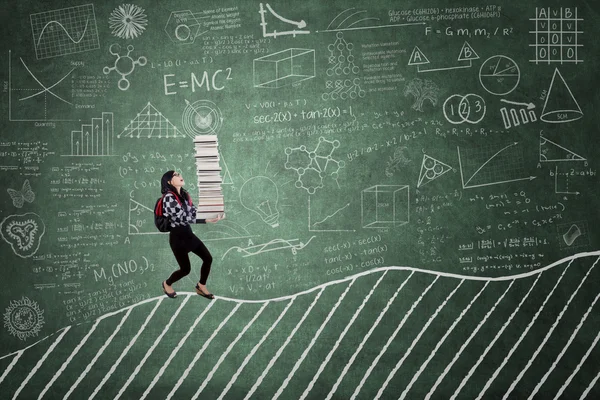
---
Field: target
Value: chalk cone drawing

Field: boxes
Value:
[540,68,583,123]
[1,252,599,399]
[539,134,586,162]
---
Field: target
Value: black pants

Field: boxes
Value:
[166,225,213,286]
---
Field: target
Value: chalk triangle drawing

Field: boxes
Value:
[540,68,583,123]
[220,153,233,185]
[417,154,453,187]
[119,102,185,138]
[457,41,479,61]
[408,46,430,65]
[539,135,586,162]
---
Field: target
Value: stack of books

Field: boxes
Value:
[194,135,224,220]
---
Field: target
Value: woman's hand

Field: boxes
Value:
[206,213,225,223]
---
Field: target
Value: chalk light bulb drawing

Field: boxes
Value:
[239,176,280,228]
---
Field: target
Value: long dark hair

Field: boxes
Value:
[160,170,191,205]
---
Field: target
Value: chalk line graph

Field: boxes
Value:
[30,4,100,59]
[1,251,599,399]
[319,7,424,32]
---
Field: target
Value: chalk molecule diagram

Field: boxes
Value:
[284,137,345,194]
[103,43,147,91]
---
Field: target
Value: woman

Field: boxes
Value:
[160,170,224,299]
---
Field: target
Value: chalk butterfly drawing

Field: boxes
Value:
[7,180,35,208]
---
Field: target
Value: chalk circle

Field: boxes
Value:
[479,55,520,96]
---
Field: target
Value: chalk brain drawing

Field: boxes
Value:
[3,296,45,341]
[0,213,45,258]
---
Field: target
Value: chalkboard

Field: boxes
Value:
[1,0,599,398]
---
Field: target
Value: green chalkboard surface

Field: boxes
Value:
[1,0,599,398]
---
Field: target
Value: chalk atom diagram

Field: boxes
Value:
[30,4,100,60]
[103,43,147,91]
[284,137,345,194]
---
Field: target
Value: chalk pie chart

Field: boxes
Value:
[479,55,520,96]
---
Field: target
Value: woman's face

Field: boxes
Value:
[169,171,184,188]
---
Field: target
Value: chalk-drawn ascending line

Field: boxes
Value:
[38,318,103,399]
[504,258,598,399]
[476,259,574,400]
[427,280,515,399]
[530,268,600,399]
[350,275,440,400]
[35,17,90,48]
[312,202,350,227]
[300,271,388,400]
[192,302,269,399]
[218,299,295,400]
[450,273,543,400]
[64,308,133,399]
[375,279,464,400]
[400,281,489,400]
[326,271,413,400]
[457,144,536,189]
[115,296,191,400]
[272,279,356,400]
[463,142,517,186]
[244,287,325,400]
[166,302,241,400]
[140,301,215,400]
[18,58,73,105]
[581,364,600,399]
[556,327,600,399]
[12,326,71,400]
[89,299,163,400]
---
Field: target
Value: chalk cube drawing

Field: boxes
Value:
[361,185,409,229]
[253,48,315,88]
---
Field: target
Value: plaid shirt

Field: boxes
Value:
[162,192,197,228]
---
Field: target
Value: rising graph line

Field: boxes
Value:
[463,142,518,186]
[35,17,90,48]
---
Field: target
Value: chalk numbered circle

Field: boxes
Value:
[443,94,486,125]
[479,55,520,96]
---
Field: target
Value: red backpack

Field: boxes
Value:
[154,191,191,232]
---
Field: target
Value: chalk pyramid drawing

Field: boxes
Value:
[417,155,453,188]
[539,134,586,162]
[118,102,186,138]
[540,68,583,123]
